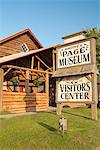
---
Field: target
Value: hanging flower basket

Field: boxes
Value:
[33,79,42,87]
[11,78,19,86]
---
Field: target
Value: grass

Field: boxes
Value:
[0,111,13,115]
[0,108,100,150]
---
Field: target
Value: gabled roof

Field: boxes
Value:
[0,28,44,48]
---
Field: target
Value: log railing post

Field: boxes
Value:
[0,69,4,111]
[38,60,40,70]
[45,73,49,109]
[25,70,30,93]
[31,56,34,69]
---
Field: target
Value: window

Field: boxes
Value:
[20,43,29,52]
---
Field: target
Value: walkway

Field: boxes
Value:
[0,112,36,119]
[0,107,57,119]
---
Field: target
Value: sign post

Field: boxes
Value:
[91,72,98,120]
[53,37,98,120]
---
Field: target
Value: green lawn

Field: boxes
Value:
[0,108,100,150]
[0,111,13,115]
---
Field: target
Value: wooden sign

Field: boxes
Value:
[56,39,96,69]
[55,37,97,120]
[57,76,92,102]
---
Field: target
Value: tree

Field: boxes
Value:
[84,27,100,74]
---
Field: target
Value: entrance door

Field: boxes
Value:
[49,77,56,106]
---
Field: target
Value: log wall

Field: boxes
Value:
[3,92,48,113]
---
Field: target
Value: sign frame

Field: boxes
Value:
[55,37,98,120]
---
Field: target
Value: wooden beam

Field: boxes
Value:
[35,55,52,71]
[31,56,34,69]
[4,68,12,76]
[2,65,53,75]
[0,69,4,110]
[2,65,29,71]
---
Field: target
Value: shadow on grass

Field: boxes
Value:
[38,122,57,132]
[63,111,92,120]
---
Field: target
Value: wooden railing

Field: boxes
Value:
[3,92,48,113]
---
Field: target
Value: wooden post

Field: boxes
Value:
[31,56,34,69]
[45,73,49,109]
[25,70,30,93]
[56,79,62,115]
[91,38,97,120]
[91,72,98,120]
[38,60,40,70]
[0,69,4,111]
[52,49,56,73]
[57,103,62,115]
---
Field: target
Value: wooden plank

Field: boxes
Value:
[0,69,4,110]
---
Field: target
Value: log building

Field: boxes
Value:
[0,29,56,113]
[0,29,99,113]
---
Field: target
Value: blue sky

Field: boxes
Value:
[0,0,100,47]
